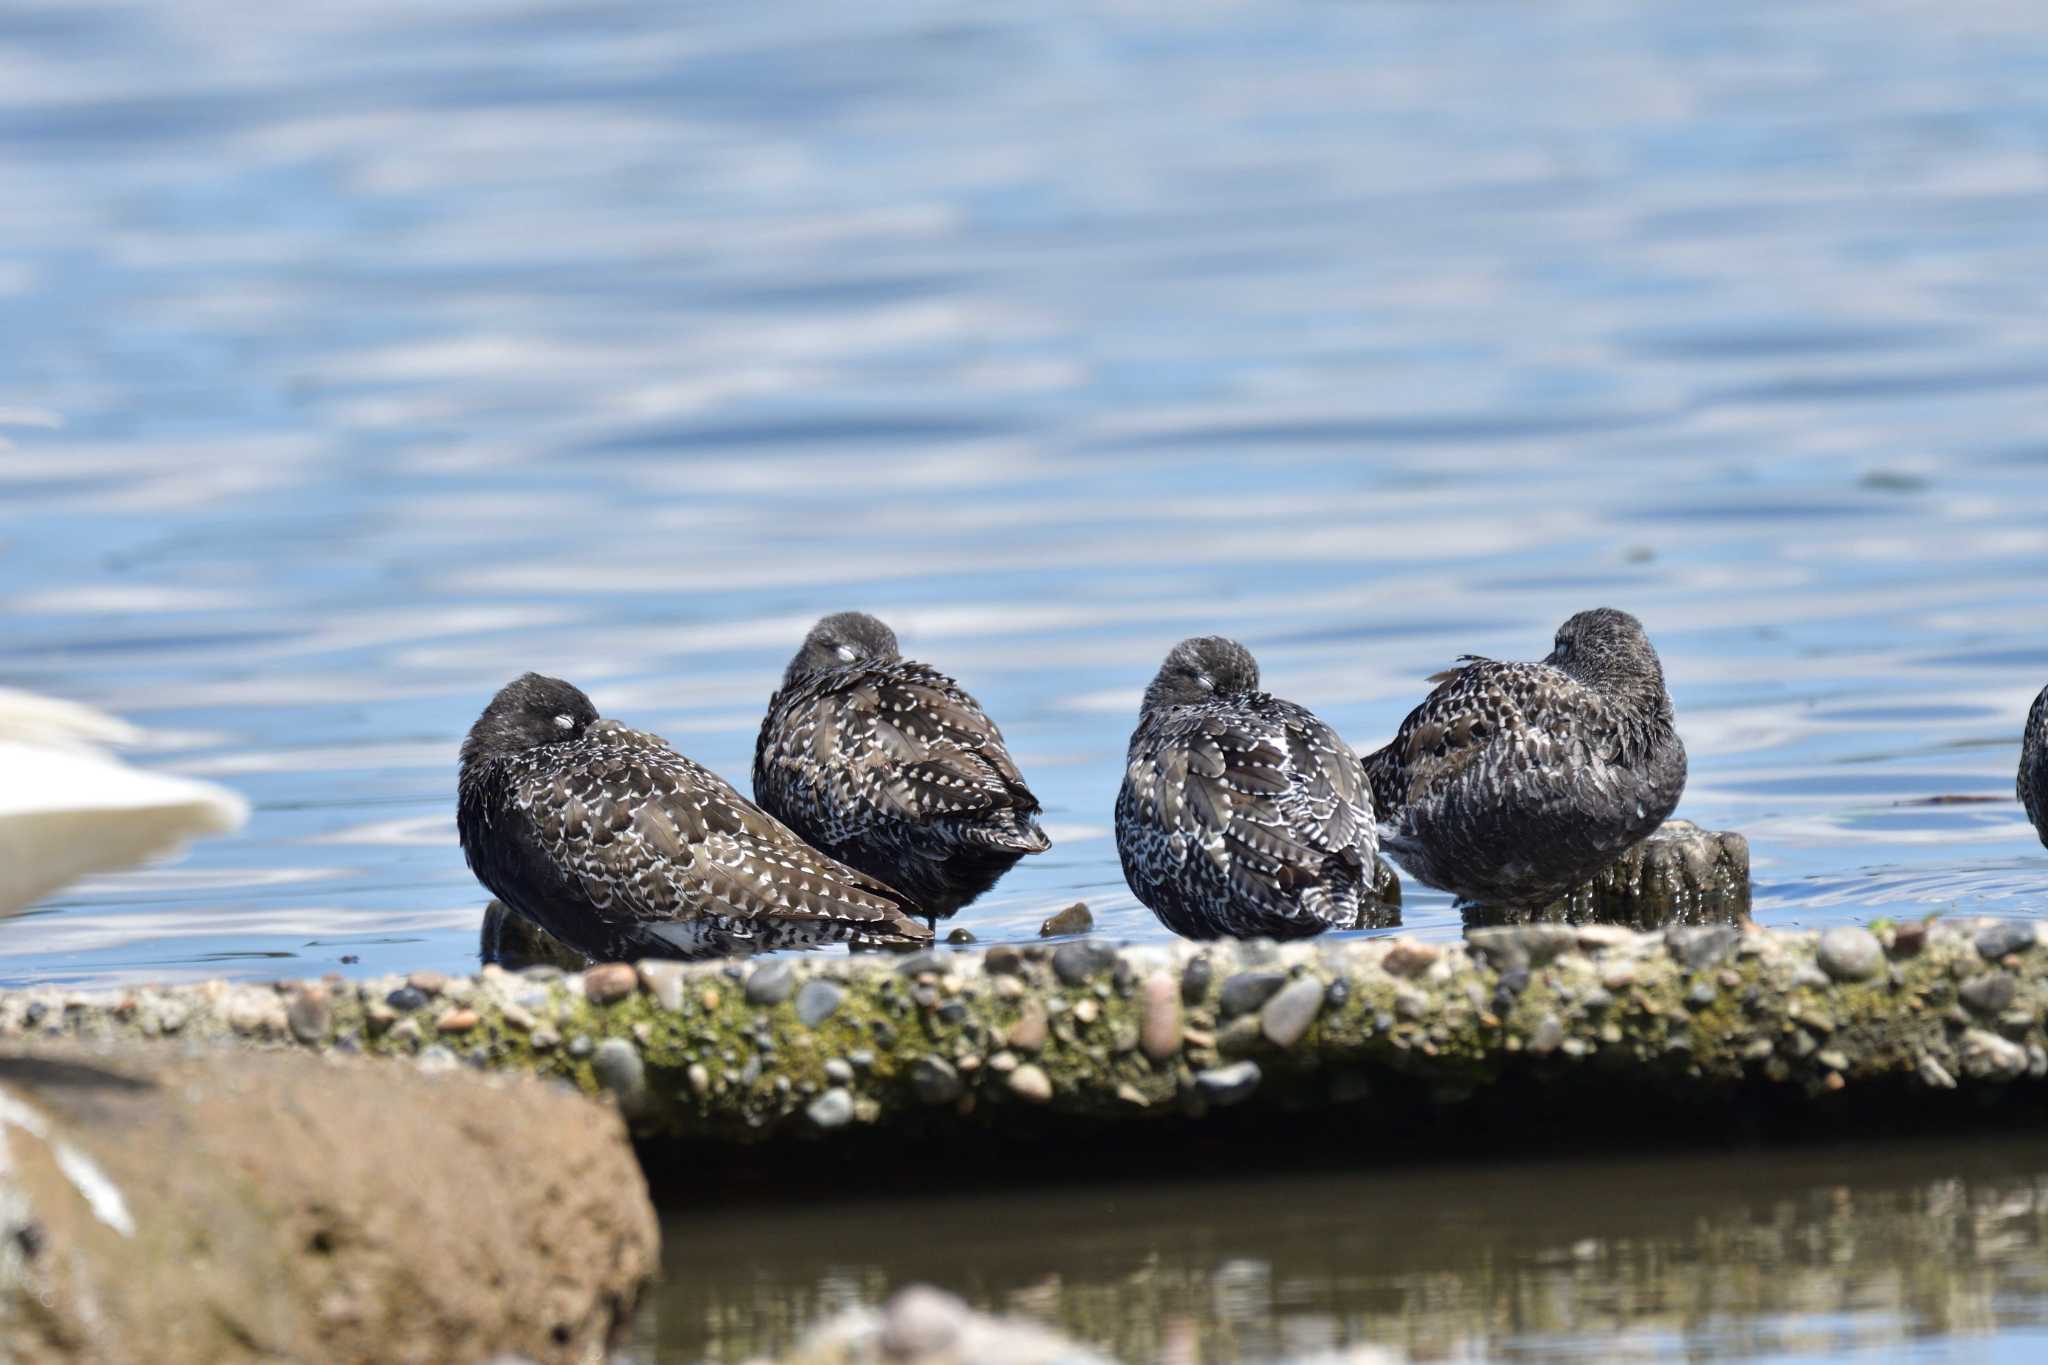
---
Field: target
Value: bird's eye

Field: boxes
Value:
[553,713,575,730]
[835,644,857,662]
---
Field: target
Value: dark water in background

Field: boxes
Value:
[5,3,2048,1357]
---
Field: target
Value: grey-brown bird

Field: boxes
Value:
[2020,683,2048,848]
[1365,608,1687,906]
[458,672,931,961]
[754,612,1049,926]
[1115,636,1381,940]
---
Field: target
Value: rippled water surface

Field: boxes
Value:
[642,1136,2048,1363]
[2,2,2048,995]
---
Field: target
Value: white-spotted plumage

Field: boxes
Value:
[2020,683,2048,849]
[1364,607,1686,906]
[754,613,1048,924]
[458,673,930,961]
[1115,637,1382,940]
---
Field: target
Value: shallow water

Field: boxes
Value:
[640,1134,2048,1363]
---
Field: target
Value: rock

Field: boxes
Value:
[1976,921,2036,962]
[1051,941,1114,986]
[776,1284,1114,1365]
[983,946,1024,976]
[406,970,448,997]
[1219,970,1287,1017]
[1006,1001,1049,1053]
[591,1038,646,1113]
[285,986,331,1045]
[479,901,592,974]
[1007,1065,1053,1104]
[1138,974,1181,1063]
[1817,927,1885,983]
[806,1088,854,1129]
[1195,1060,1262,1106]
[824,1058,854,1086]
[794,979,845,1028]
[908,1056,963,1106]
[746,961,797,1006]
[1260,977,1324,1048]
[1962,1028,2030,1081]
[1039,902,1093,937]
[0,1043,654,1363]
[1465,821,1751,930]
[385,985,428,1013]
[637,961,686,1012]
[1465,926,1575,973]
[945,928,976,945]
[1666,925,1739,971]
[1528,1014,1565,1055]
[435,1007,479,1035]
[1380,941,1440,977]
[1181,954,1213,1004]
[583,963,638,1005]
[1960,974,2017,1015]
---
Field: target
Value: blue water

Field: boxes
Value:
[7,5,2048,1357]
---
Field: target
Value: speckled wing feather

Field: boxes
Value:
[1121,698,1376,935]
[506,721,923,944]
[758,661,1039,835]
[2020,684,2048,849]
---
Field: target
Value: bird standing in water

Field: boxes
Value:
[755,612,1049,928]
[459,672,930,961]
[2019,683,2048,848]
[1365,608,1686,906]
[1116,636,1381,940]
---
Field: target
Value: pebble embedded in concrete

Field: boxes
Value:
[1817,927,1884,982]
[745,961,796,1006]
[1259,977,1323,1048]
[795,979,845,1027]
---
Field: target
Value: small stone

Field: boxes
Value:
[1467,926,1574,972]
[1574,925,1635,952]
[1600,962,1636,991]
[1528,1015,1565,1055]
[1961,1028,2029,1081]
[824,1058,854,1085]
[993,976,1025,1001]
[1686,980,1717,1009]
[501,1003,535,1032]
[1181,954,1213,1004]
[946,928,977,944]
[698,986,723,1012]
[880,1286,970,1358]
[1667,925,1739,971]
[1139,973,1182,1063]
[436,1008,479,1034]
[529,1027,560,1050]
[567,1034,594,1059]
[806,1088,854,1129]
[745,961,796,1006]
[909,1056,963,1105]
[1052,940,1114,986]
[385,985,429,1013]
[984,945,1024,976]
[1259,977,1324,1048]
[416,1044,457,1073]
[1817,927,1884,982]
[1195,1060,1262,1106]
[1007,1001,1049,1052]
[1219,970,1287,1017]
[1071,999,1100,1026]
[1040,902,1094,937]
[406,970,448,997]
[1976,921,2035,963]
[1959,973,2016,1015]
[1917,1055,1956,1089]
[1007,1064,1053,1103]
[286,986,331,1044]
[592,1038,646,1112]
[1216,1016,1264,1056]
[1380,941,1440,977]
[1891,921,1928,957]
[794,979,845,1027]
[988,1051,1018,1073]
[1816,1049,1850,1072]
[584,963,638,1005]
[637,961,686,1012]
[687,1062,711,1096]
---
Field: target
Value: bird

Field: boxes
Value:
[1115,636,1381,940]
[0,686,248,917]
[2020,683,2048,848]
[1364,607,1687,907]
[457,672,932,962]
[754,613,1050,927]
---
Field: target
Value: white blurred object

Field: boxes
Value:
[0,687,249,916]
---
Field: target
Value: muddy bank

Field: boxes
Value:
[2,913,2042,1151]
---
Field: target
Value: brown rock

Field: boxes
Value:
[405,970,449,998]
[0,1043,657,1364]
[583,963,638,1005]
[1038,902,1094,937]
[1381,941,1440,978]
[1006,1001,1049,1053]
[436,1008,480,1035]
[1138,973,1182,1063]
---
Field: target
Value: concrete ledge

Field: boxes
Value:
[3,914,2044,1145]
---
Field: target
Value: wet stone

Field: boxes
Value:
[584,963,638,1005]
[1260,977,1324,1048]
[286,987,331,1045]
[1007,1001,1049,1052]
[1007,1065,1053,1104]
[1195,1060,1262,1106]
[592,1038,646,1113]
[983,945,1024,976]
[1052,940,1115,986]
[794,979,845,1028]
[436,1008,479,1035]
[1960,973,2017,1015]
[1219,970,1287,1017]
[1817,927,1885,982]
[1040,902,1094,937]
[1181,954,1213,1004]
[1380,941,1440,978]
[910,1056,963,1105]
[806,1088,854,1129]
[946,928,976,945]
[824,1058,855,1086]
[1667,925,1739,971]
[385,985,429,1013]
[567,1035,594,1060]
[1976,921,2036,963]
[637,962,686,1012]
[745,961,796,1006]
